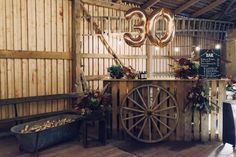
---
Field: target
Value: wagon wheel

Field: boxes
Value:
[120,84,179,143]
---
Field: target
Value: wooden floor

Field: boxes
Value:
[0,136,236,157]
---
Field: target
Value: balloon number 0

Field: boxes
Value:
[123,8,175,48]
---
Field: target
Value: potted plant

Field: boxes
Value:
[107,65,124,79]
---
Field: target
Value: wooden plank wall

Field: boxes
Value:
[0,0,72,119]
[81,1,226,87]
[104,79,227,142]
[226,29,236,77]
[81,2,146,90]
[151,35,223,78]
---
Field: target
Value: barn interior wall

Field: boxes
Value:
[0,0,72,119]
[0,0,229,120]
[226,29,236,78]
[81,2,226,89]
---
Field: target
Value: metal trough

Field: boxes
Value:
[11,114,82,153]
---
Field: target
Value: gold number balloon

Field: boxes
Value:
[147,8,175,48]
[123,8,147,47]
[124,8,175,48]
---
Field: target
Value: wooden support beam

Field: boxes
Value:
[146,39,151,78]
[230,14,236,21]
[141,0,161,9]
[72,0,82,92]
[175,0,200,14]
[191,0,225,18]
[82,0,132,11]
[0,93,78,106]
[0,50,71,59]
[81,53,146,59]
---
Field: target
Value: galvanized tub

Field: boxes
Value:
[11,114,82,153]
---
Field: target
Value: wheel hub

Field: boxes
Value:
[146,109,153,117]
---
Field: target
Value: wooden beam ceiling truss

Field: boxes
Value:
[191,0,225,18]
[141,0,161,9]
[175,0,201,14]
[81,0,233,41]
[213,0,236,20]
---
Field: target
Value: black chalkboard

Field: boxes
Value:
[199,49,221,79]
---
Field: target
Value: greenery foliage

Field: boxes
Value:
[186,81,215,113]
[169,58,199,79]
[74,89,111,116]
[107,65,124,79]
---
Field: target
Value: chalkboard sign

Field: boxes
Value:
[199,49,221,79]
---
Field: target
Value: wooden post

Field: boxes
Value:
[72,0,82,93]
[146,39,151,78]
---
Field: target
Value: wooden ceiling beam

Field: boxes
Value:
[141,0,161,9]
[230,14,236,21]
[191,0,225,18]
[213,0,236,19]
[175,0,200,14]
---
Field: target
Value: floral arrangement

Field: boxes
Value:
[186,82,215,113]
[226,78,236,100]
[107,65,124,79]
[169,58,199,79]
[226,78,236,92]
[73,86,111,116]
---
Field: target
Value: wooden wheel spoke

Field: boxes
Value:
[154,106,176,113]
[128,96,146,110]
[123,107,144,113]
[123,114,145,121]
[128,116,146,131]
[148,118,152,141]
[152,88,160,108]
[153,115,172,130]
[138,118,147,138]
[136,89,148,109]
[147,86,150,108]
[153,113,177,120]
[120,85,179,143]
[153,96,170,111]
[151,117,163,138]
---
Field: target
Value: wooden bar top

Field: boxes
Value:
[103,78,229,82]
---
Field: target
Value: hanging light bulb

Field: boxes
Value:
[155,47,160,52]
[174,47,180,52]
[215,44,221,49]
[195,46,200,51]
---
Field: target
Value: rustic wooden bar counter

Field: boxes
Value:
[103,79,228,143]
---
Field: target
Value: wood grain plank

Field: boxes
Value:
[14,59,23,116]
[211,81,217,141]
[0,0,6,49]
[7,59,15,118]
[201,112,209,142]
[28,59,37,115]
[111,81,118,138]
[119,81,127,139]
[51,0,58,112]
[6,0,13,50]
[0,59,8,119]
[22,59,29,116]
[193,111,200,141]
[217,80,227,141]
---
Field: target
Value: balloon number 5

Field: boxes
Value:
[123,8,175,48]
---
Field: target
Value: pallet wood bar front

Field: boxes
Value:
[104,79,227,142]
